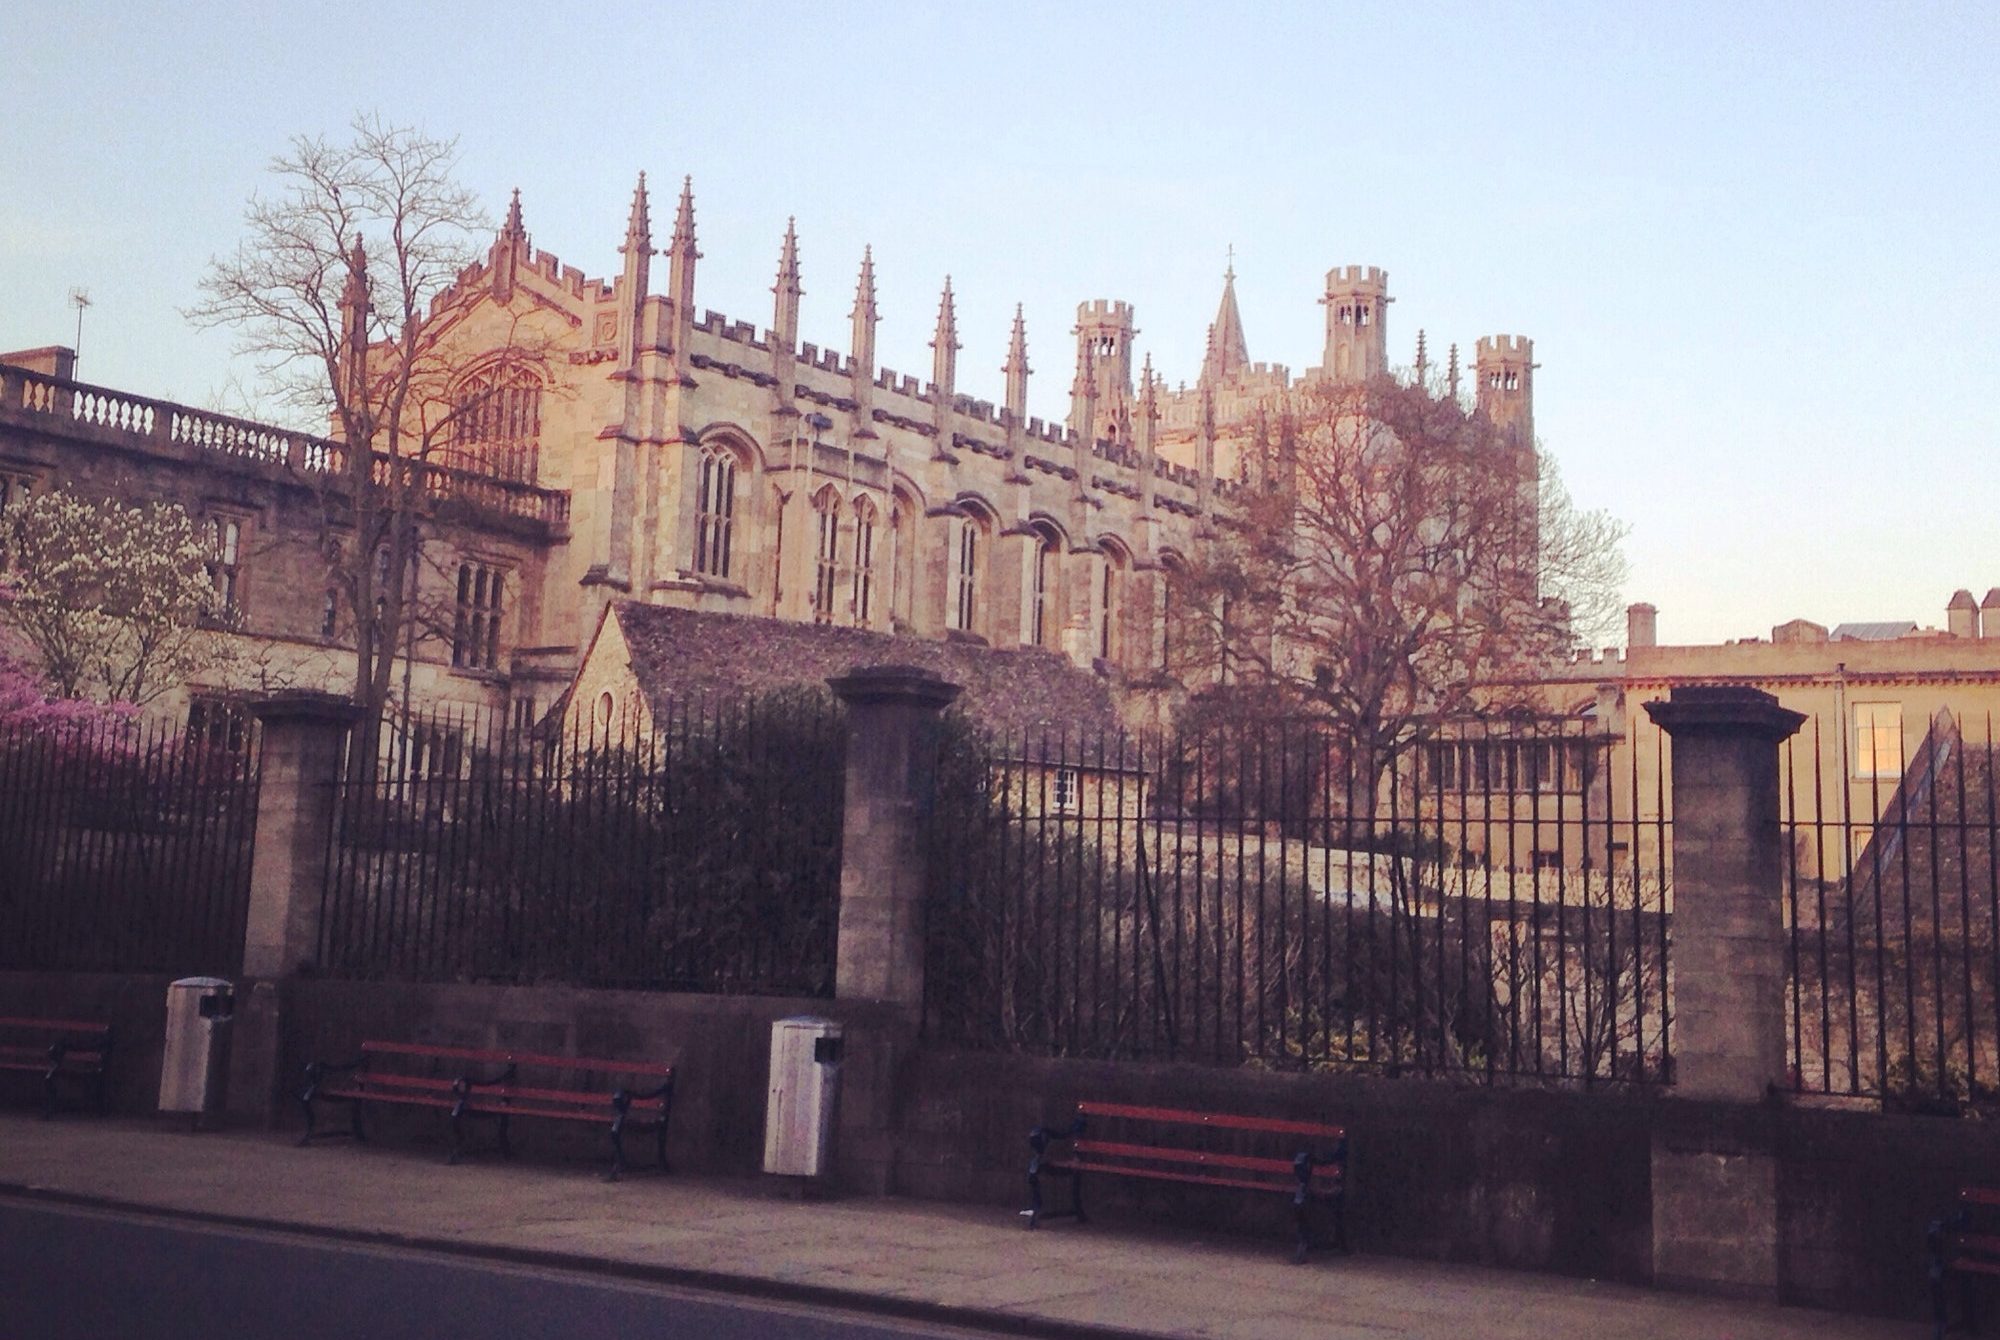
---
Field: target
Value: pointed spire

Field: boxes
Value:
[1202,251,1249,385]
[1003,303,1030,422]
[930,276,959,398]
[1414,329,1429,389]
[1446,342,1461,400]
[621,172,652,255]
[849,245,878,378]
[500,188,527,246]
[771,217,802,351]
[670,176,698,256]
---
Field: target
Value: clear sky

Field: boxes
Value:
[3,2,1994,646]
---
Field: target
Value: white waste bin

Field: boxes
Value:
[762,1016,843,1177]
[159,976,234,1121]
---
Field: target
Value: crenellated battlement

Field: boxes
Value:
[1476,334,1534,360]
[1075,299,1135,326]
[1325,265,1388,292]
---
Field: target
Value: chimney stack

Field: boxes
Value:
[1949,589,1980,639]
[1626,602,1658,650]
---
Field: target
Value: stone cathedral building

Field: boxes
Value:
[0,173,1538,739]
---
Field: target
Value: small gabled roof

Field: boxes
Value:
[1831,621,1919,642]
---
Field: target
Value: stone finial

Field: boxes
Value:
[670,176,699,258]
[930,276,959,396]
[621,172,652,256]
[772,217,803,350]
[1414,328,1429,386]
[499,188,527,246]
[849,245,878,376]
[1446,342,1461,399]
[1003,303,1030,421]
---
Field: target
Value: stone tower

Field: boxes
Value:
[1475,334,1535,450]
[1320,265,1389,383]
[1070,300,1136,447]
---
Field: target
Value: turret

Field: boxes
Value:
[338,237,371,411]
[1627,602,1659,650]
[1003,304,1030,424]
[1320,265,1389,383]
[1949,590,1980,639]
[930,277,959,448]
[1069,299,1135,446]
[1475,334,1536,450]
[771,217,802,354]
[616,173,652,370]
[666,177,699,364]
[848,247,877,437]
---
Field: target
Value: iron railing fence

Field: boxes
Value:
[317,692,845,994]
[924,713,1673,1085]
[1784,710,2000,1106]
[0,717,261,976]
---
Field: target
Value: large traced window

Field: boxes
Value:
[450,366,541,483]
[811,486,841,625]
[1852,702,1904,780]
[694,446,737,579]
[452,562,505,671]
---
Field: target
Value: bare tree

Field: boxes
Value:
[1170,376,1627,775]
[189,114,545,771]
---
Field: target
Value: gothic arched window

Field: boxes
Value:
[951,505,991,636]
[1030,525,1061,649]
[450,366,542,484]
[811,485,841,625]
[1098,542,1128,664]
[694,445,738,578]
[852,496,878,626]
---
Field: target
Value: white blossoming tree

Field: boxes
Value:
[0,488,218,708]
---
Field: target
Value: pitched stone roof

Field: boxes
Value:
[1201,266,1250,384]
[609,603,1125,738]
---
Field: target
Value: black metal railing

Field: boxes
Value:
[1783,710,2000,1106]
[0,718,261,976]
[923,713,1672,1084]
[316,693,844,994]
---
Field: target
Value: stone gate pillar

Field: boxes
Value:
[241,693,358,978]
[827,665,961,1008]
[1643,684,1805,1299]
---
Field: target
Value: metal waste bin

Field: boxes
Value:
[159,976,234,1120]
[762,1016,843,1177]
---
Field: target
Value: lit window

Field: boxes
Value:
[452,563,505,671]
[694,446,737,578]
[207,517,243,617]
[1853,703,1904,779]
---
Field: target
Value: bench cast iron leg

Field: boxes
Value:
[607,1114,627,1184]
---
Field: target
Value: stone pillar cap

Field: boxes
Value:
[248,692,363,725]
[1643,685,1804,742]
[826,664,962,709]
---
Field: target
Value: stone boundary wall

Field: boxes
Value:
[5,967,1992,1319]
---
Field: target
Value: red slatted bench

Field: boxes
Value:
[1024,1101,1347,1263]
[299,1040,674,1181]
[1931,1186,2000,1338]
[0,1017,111,1117]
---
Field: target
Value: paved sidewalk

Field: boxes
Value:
[0,1113,1916,1340]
